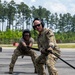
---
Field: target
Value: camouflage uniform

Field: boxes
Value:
[35,28,60,75]
[9,37,37,73]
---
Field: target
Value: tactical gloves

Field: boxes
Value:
[43,47,53,54]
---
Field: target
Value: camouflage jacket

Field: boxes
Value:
[37,28,60,56]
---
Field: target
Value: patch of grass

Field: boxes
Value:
[33,43,75,48]
[0,43,75,48]
[33,44,38,48]
[58,43,75,48]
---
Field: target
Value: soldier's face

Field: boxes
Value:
[33,20,43,32]
[24,33,30,40]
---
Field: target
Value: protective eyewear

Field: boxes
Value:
[33,24,41,28]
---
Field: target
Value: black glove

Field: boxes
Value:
[41,49,46,54]
[26,46,31,50]
[47,50,53,54]
[45,47,53,54]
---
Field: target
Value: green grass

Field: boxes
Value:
[58,43,75,48]
[0,43,75,48]
[33,43,75,48]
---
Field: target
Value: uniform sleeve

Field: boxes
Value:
[46,29,56,47]
[30,38,34,44]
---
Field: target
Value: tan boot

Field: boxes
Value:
[9,68,13,74]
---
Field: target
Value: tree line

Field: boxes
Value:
[0,0,75,44]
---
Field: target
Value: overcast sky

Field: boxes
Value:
[2,0,75,16]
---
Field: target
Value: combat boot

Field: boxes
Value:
[9,68,13,74]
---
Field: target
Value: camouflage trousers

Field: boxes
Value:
[35,53,58,75]
[9,49,37,72]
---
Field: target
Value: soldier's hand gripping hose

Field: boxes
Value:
[27,46,75,70]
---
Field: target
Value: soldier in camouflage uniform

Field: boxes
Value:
[9,29,37,74]
[33,18,61,75]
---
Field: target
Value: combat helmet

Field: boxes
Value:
[22,29,31,39]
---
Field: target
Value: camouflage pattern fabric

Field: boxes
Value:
[35,28,60,75]
[9,37,37,73]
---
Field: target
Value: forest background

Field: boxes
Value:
[0,0,75,44]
